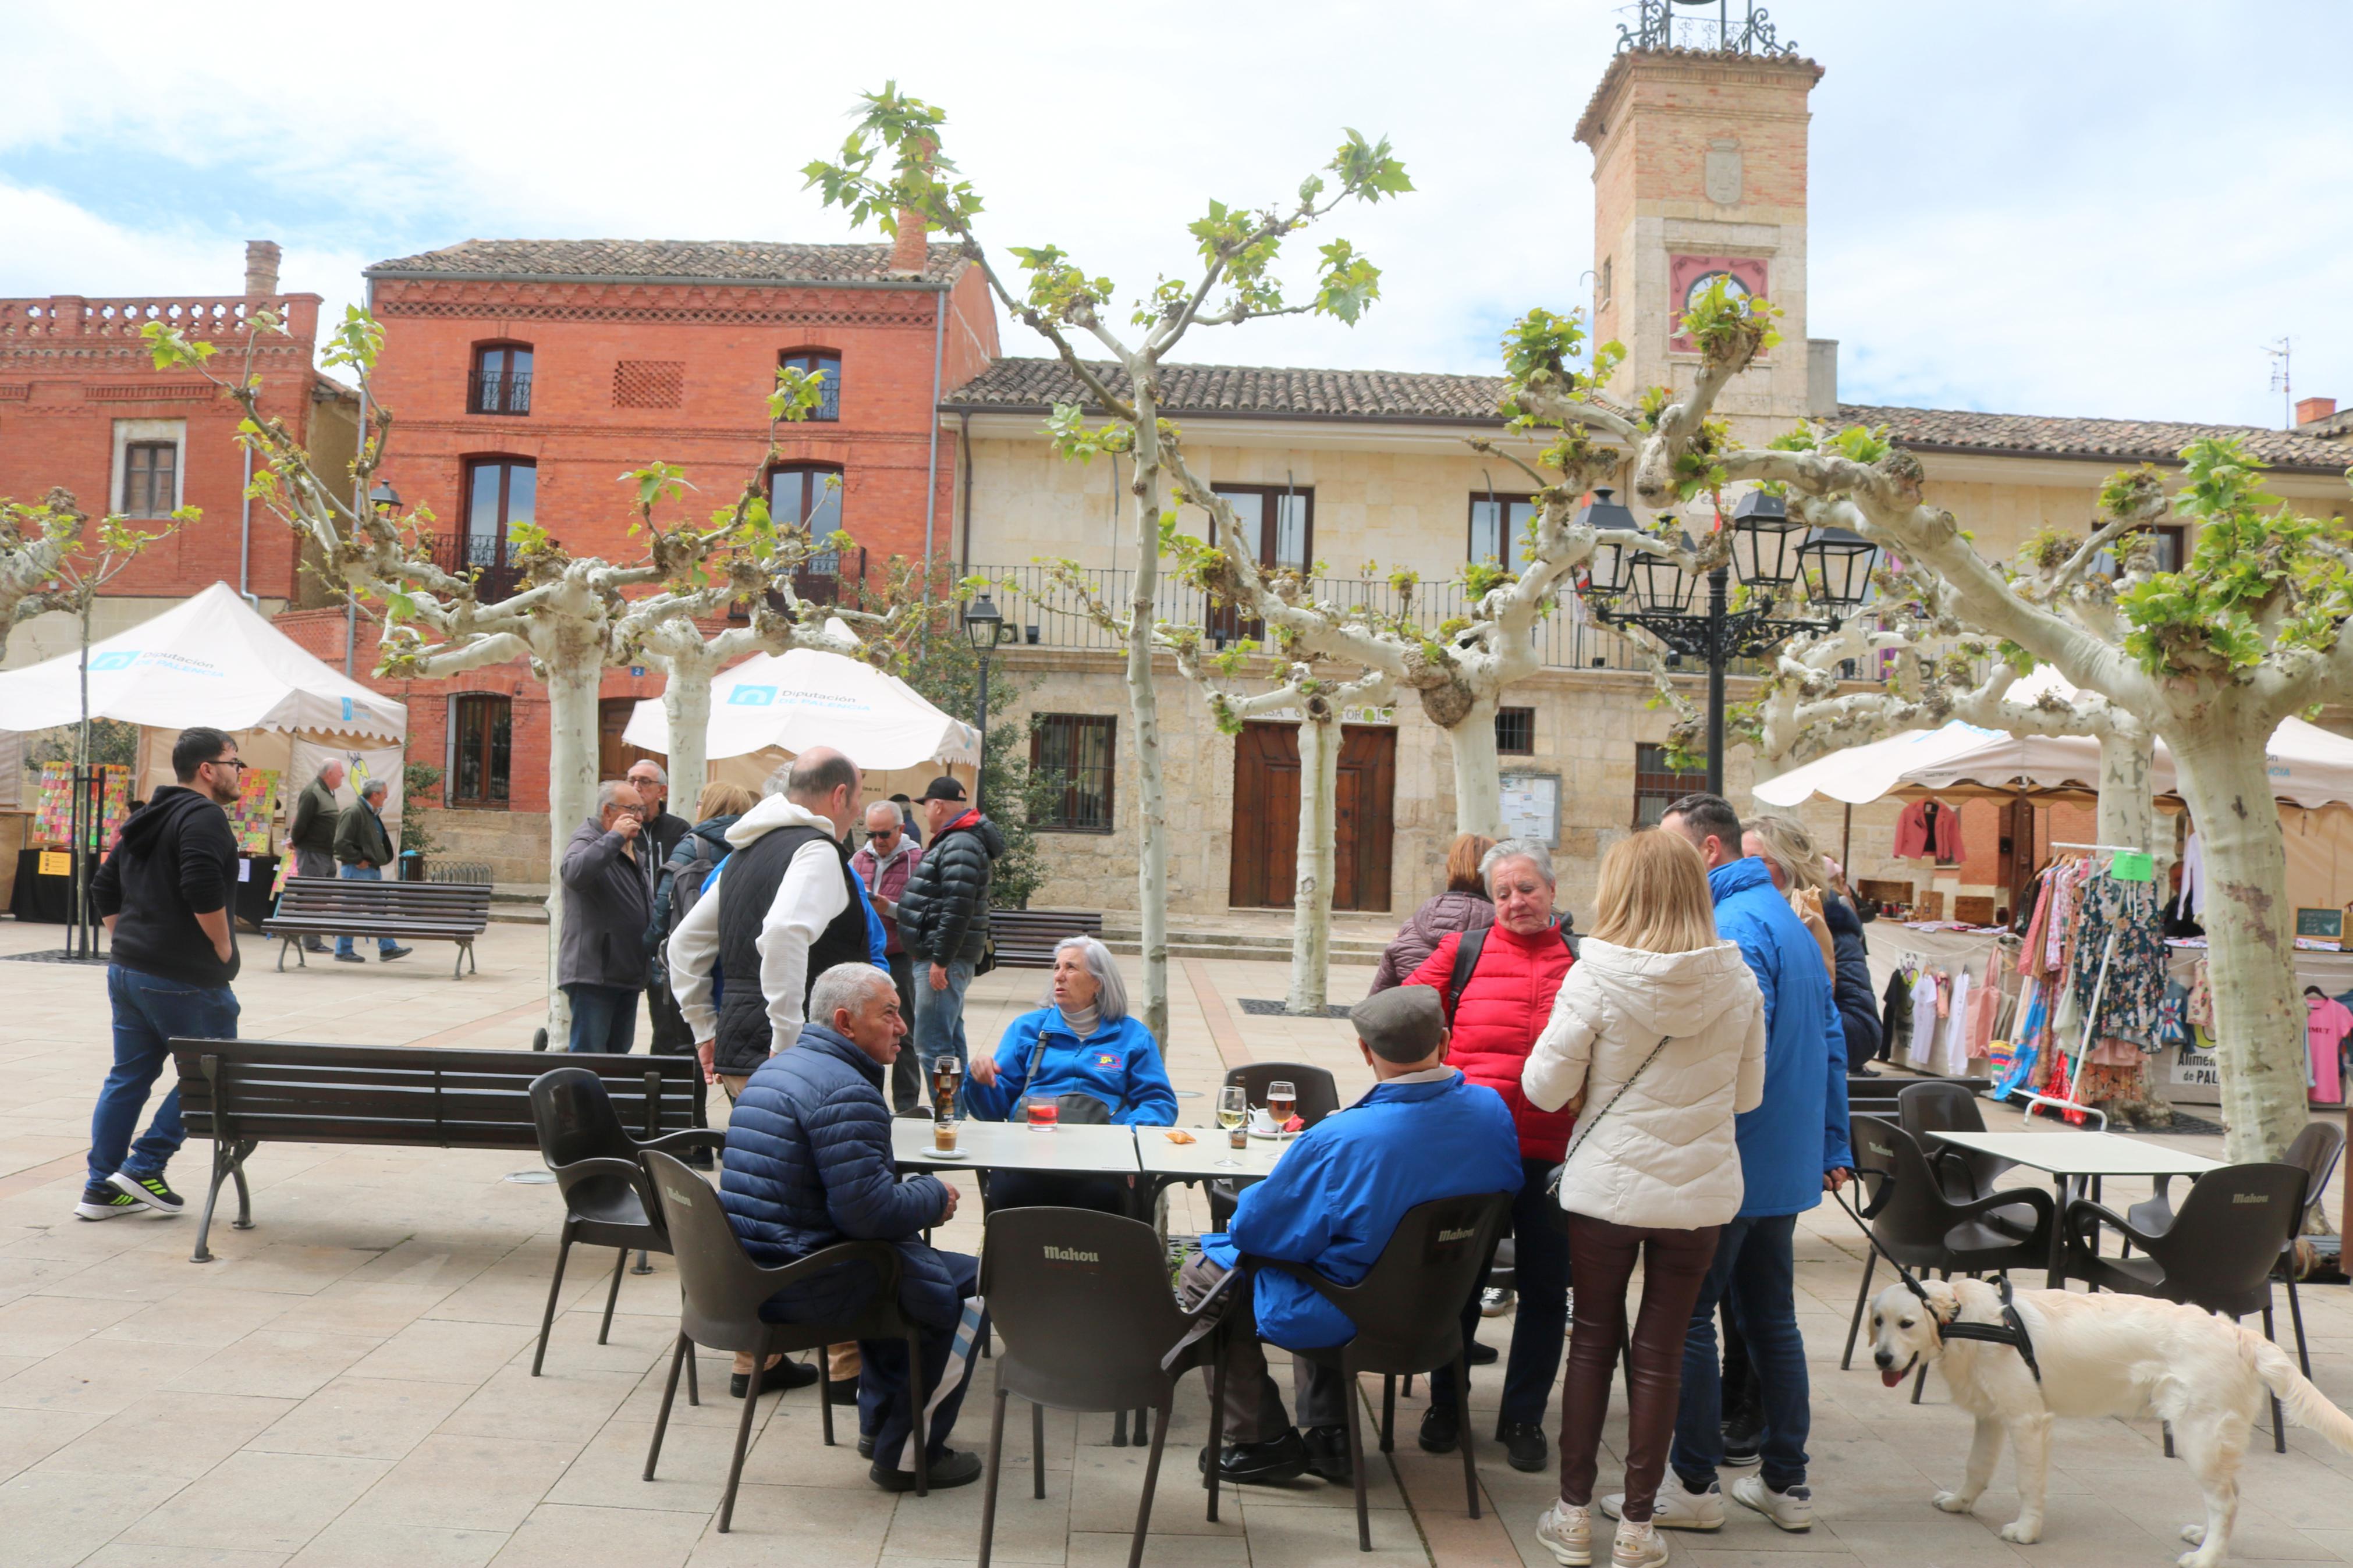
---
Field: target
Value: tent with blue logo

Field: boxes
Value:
[620,645,978,771]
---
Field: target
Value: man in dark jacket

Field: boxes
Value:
[285,758,343,953]
[851,799,924,1111]
[719,961,983,1490]
[624,758,690,866]
[559,780,652,1053]
[895,775,1003,1073]
[79,727,246,1221]
[332,778,412,963]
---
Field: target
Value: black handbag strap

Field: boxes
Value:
[1443,925,1579,1023]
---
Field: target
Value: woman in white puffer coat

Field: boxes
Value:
[1521,829,1765,1568]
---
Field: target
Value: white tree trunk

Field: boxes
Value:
[543,653,604,1035]
[1127,408,1171,1046]
[2170,730,2306,1161]
[1448,693,1504,837]
[1287,712,1339,1015]
[657,645,718,805]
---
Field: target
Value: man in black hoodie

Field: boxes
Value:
[79,727,246,1221]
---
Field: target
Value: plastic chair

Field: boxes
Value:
[639,1150,933,1527]
[1242,1190,1511,1552]
[527,1067,724,1380]
[2068,1161,2311,1453]
[1898,1080,2020,1208]
[975,1208,1233,1568]
[1841,1118,2053,1400]
[1206,1063,1341,1231]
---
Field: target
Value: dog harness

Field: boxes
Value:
[1929,1275,2043,1384]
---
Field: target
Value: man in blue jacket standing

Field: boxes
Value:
[718,962,984,1491]
[1619,793,1851,1536]
[1183,986,1522,1487]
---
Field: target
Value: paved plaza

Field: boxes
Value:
[0,918,2347,1568]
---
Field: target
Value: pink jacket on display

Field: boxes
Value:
[1894,799,1963,863]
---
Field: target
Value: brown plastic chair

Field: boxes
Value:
[1242,1190,1511,1552]
[640,1150,933,1527]
[975,1207,1233,1568]
[526,1066,723,1380]
[1898,1080,2021,1207]
[1207,1063,1341,1231]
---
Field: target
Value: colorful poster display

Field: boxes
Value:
[32,762,131,851]
[226,768,280,855]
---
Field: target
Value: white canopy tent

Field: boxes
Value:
[622,646,979,773]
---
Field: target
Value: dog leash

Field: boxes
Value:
[1827,1185,2042,1382]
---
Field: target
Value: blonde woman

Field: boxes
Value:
[1521,830,1766,1568]
[1744,813,1882,1069]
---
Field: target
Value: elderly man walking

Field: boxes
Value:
[332,778,412,964]
[559,780,652,1053]
[850,798,924,1111]
[285,758,343,954]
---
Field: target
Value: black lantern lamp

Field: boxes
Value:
[1727,488,1807,592]
[1629,531,1699,616]
[368,479,401,513]
[963,593,1006,651]
[1574,487,1639,598]
[1797,527,1879,618]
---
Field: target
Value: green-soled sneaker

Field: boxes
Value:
[107,1171,186,1215]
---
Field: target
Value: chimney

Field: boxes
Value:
[889,211,929,277]
[244,240,282,298]
[2297,395,2337,429]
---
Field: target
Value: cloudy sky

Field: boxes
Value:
[4,0,2347,431]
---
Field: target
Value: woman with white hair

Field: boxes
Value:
[963,936,1176,1211]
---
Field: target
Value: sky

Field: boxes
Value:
[3,0,2348,432]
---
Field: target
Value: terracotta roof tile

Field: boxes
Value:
[942,356,1507,423]
[365,239,966,286]
[1843,402,2352,475]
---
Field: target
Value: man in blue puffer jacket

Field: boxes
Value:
[718,961,984,1491]
[1637,794,1852,1537]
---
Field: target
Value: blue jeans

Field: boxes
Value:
[910,957,973,1072]
[91,965,238,1187]
[857,1251,984,1470]
[1671,1213,1810,1495]
[335,863,400,957]
[565,983,638,1054]
[1428,1155,1573,1427]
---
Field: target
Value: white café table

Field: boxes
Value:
[1130,1126,1292,1186]
[889,1117,1140,1175]
[1926,1127,2222,1287]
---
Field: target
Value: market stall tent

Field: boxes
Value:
[622,646,978,773]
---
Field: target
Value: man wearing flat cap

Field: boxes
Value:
[1180,986,1524,1489]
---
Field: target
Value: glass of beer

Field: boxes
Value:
[931,1055,961,1120]
[1024,1096,1059,1132]
[1215,1084,1248,1167]
[1266,1080,1297,1132]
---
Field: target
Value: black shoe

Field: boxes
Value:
[857,1432,874,1459]
[74,1182,141,1221]
[871,1447,983,1491]
[1418,1403,1459,1454]
[302,940,331,954]
[825,1375,860,1405]
[1720,1409,1763,1467]
[1301,1424,1352,1485]
[730,1358,820,1398]
[107,1171,184,1214]
[381,945,414,961]
[1497,1420,1547,1473]
[1196,1430,1308,1485]
[1467,1338,1499,1366]
[332,951,364,963]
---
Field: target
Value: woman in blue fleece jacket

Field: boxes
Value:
[963,936,1175,1209]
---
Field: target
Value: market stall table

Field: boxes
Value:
[889,1118,1140,1176]
[1926,1126,2221,1288]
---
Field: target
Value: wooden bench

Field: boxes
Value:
[262,879,493,978]
[169,1037,702,1263]
[988,909,1105,969]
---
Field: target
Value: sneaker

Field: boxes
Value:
[1480,1286,1516,1318]
[1467,1338,1499,1365]
[1418,1402,1460,1454]
[1536,1501,1593,1567]
[871,1447,982,1491]
[730,1357,820,1398]
[1600,1479,1724,1531]
[1613,1519,1670,1568]
[1497,1420,1548,1473]
[107,1171,184,1214]
[1301,1424,1352,1484]
[1196,1430,1308,1485]
[1720,1407,1762,1467]
[1730,1475,1812,1532]
[74,1182,141,1221]
[381,945,414,961]
[301,940,332,954]
[857,1432,875,1460]
[1565,1288,1576,1330]
[333,951,365,963]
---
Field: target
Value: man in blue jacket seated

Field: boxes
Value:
[718,961,985,1491]
[964,936,1176,1212]
[1181,985,1522,1487]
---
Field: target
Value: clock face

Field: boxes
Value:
[1685,271,1751,312]
[1667,255,1770,356]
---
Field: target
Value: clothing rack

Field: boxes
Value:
[2013,841,2143,1131]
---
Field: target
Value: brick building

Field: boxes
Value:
[289,234,998,876]
[0,242,360,667]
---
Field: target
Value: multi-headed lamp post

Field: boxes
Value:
[1578,488,1879,795]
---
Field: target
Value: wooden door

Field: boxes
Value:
[598,698,659,781]
[1228,722,1395,912]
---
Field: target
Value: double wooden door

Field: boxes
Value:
[1229,721,1395,912]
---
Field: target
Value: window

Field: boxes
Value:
[122,441,178,518]
[448,695,513,806]
[1210,483,1312,573]
[459,458,535,600]
[779,349,842,421]
[1469,493,1536,566]
[1031,714,1117,832]
[2146,524,2186,573]
[1632,742,1710,829]
[469,343,533,415]
[1599,256,1613,308]
[771,463,844,536]
[1496,706,1535,756]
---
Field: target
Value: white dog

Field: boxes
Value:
[1869,1277,2353,1567]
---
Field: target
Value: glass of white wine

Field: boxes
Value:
[1214,1084,1248,1168]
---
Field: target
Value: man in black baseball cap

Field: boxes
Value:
[893,774,1001,1074]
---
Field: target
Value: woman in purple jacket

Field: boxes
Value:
[1370,834,1496,991]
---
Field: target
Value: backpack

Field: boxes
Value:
[645,833,727,970]
[1440,923,1580,1023]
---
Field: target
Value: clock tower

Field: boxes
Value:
[1575,17,1832,436]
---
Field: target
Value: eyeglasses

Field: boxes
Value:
[207,757,249,773]
[864,829,896,840]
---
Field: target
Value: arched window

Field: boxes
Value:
[778,349,841,421]
[470,342,533,415]
[769,462,843,535]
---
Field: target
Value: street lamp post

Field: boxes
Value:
[963,593,1009,811]
[1577,488,1879,796]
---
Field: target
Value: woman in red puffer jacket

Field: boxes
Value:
[1404,838,1577,1475]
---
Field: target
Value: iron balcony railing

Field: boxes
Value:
[725,546,868,617]
[425,534,526,603]
[467,370,532,415]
